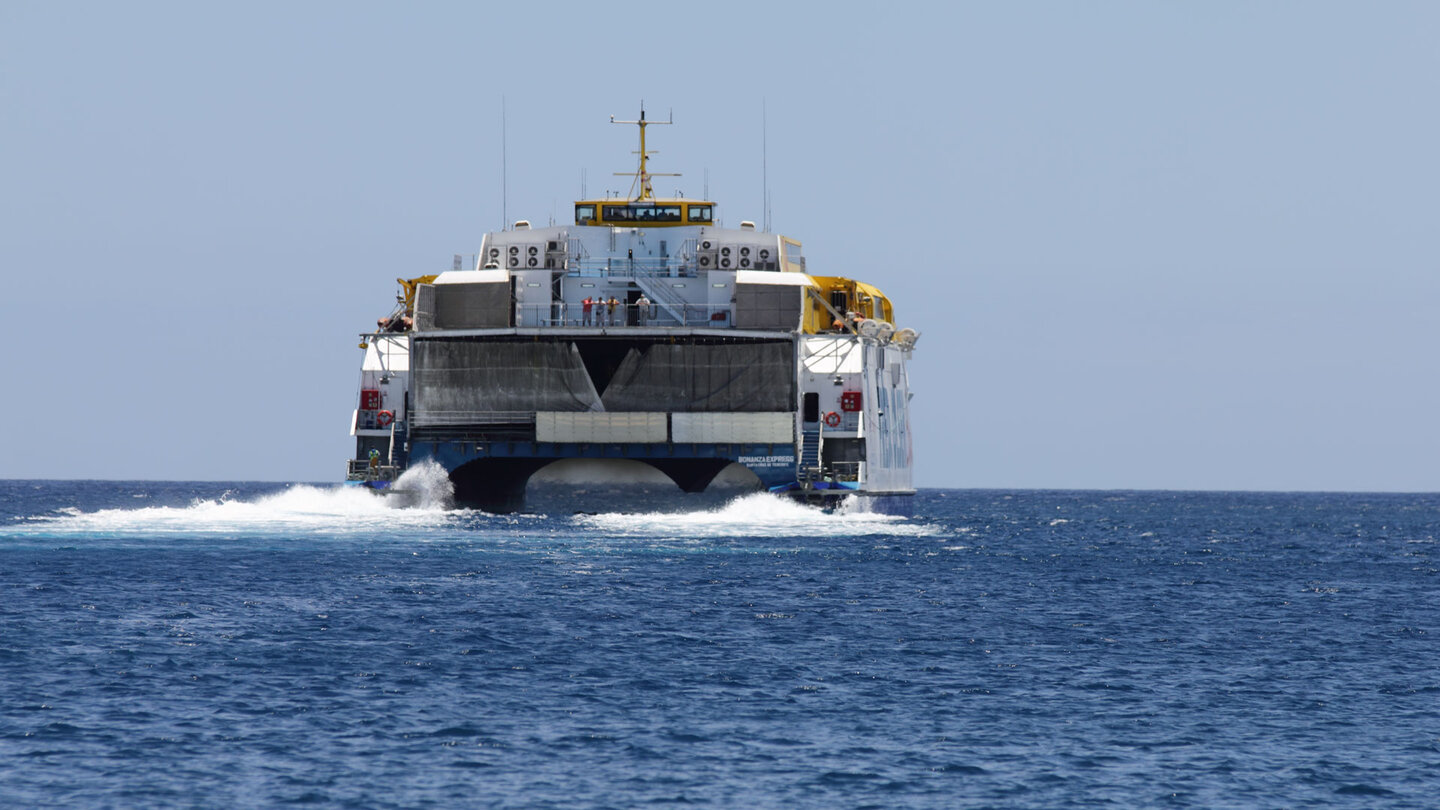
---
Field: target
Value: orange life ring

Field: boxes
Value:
[376,410,394,427]
[823,411,841,427]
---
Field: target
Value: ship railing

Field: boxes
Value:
[565,257,696,279]
[409,410,536,429]
[516,302,734,328]
[355,411,406,431]
[346,459,402,482]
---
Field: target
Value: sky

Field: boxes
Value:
[2,2,1437,491]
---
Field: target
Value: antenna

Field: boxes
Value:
[762,98,768,232]
[611,102,678,201]
[704,168,709,200]
[580,168,587,199]
[501,97,508,230]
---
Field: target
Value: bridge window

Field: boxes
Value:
[575,204,596,223]
[688,205,712,223]
[600,204,683,222]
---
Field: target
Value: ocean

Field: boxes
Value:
[1,479,1435,808]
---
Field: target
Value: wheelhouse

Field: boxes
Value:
[574,200,715,227]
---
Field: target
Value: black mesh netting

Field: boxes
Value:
[412,340,601,424]
[599,342,793,412]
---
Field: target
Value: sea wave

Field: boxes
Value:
[10,483,453,538]
[575,492,941,539]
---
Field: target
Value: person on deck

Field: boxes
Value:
[582,296,593,326]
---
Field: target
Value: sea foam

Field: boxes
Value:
[14,482,453,538]
[575,491,939,539]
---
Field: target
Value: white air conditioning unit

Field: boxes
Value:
[545,240,566,270]
[696,238,717,270]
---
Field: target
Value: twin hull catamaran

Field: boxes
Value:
[347,111,919,511]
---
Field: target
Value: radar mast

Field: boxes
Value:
[611,104,678,201]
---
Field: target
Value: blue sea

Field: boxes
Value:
[1,479,1436,808]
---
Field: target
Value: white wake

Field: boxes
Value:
[16,482,454,537]
[574,492,938,539]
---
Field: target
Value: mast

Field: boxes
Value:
[611,104,676,201]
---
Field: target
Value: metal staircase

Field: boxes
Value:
[798,425,823,481]
[633,276,689,325]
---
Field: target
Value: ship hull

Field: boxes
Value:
[411,438,798,513]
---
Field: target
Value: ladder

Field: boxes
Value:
[633,276,689,325]
[798,425,823,481]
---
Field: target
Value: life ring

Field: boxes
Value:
[823,411,841,427]
[376,410,394,427]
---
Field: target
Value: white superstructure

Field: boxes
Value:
[346,110,919,511]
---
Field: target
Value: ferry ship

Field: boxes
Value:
[346,110,918,512]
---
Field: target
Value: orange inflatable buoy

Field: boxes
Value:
[823,411,841,427]
[376,410,394,427]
